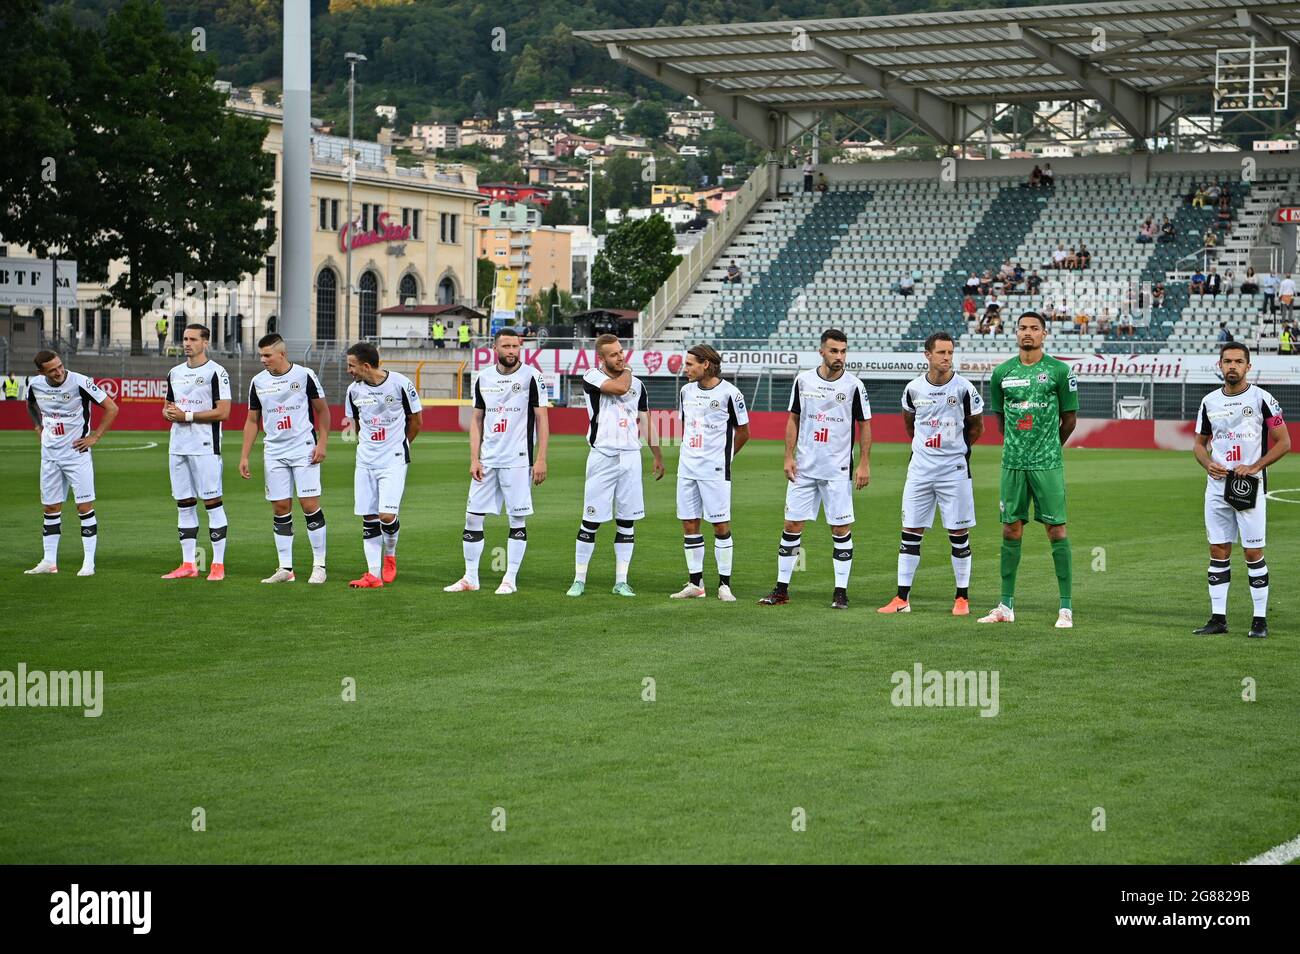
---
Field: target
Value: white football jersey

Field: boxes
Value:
[788,368,870,480]
[1197,384,1285,491]
[582,367,648,454]
[248,363,325,459]
[166,359,232,456]
[346,370,422,468]
[902,372,983,482]
[26,371,109,463]
[474,363,543,469]
[678,379,749,481]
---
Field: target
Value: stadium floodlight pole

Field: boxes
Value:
[344,51,367,346]
[586,157,594,310]
[280,0,312,353]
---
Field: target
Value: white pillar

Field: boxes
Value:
[280,0,311,352]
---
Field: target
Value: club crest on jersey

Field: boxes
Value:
[946,395,958,406]
[585,505,596,516]
[1242,406,1254,417]
[384,395,395,404]
[290,381,301,390]
[512,382,522,393]
[835,392,847,403]
[709,400,721,410]
[1036,372,1049,384]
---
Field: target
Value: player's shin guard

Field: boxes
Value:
[379,517,398,557]
[1247,558,1268,618]
[999,537,1021,609]
[777,532,801,587]
[505,518,526,585]
[304,508,326,564]
[897,531,922,600]
[683,534,705,586]
[207,502,228,564]
[832,531,853,589]
[1208,558,1231,615]
[1050,537,1072,610]
[272,513,294,570]
[42,512,61,564]
[462,513,485,584]
[178,504,199,564]
[714,531,734,586]
[362,519,382,576]
[949,531,971,598]
[614,521,635,585]
[78,510,97,564]
[574,520,599,582]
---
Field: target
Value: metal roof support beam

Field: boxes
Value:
[806,37,960,144]
[1006,23,1158,141]
[606,43,780,149]
[1235,8,1300,77]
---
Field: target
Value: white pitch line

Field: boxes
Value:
[1238,832,1300,865]
[1264,487,1300,504]
[0,441,159,452]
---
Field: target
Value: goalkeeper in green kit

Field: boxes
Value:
[978,311,1078,629]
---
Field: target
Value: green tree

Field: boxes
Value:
[591,215,681,311]
[624,101,669,139]
[476,257,496,308]
[541,192,571,226]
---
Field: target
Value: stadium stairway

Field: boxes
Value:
[712,188,873,343]
[907,182,1048,348]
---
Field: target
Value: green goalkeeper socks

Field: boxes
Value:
[1000,537,1022,608]
[1051,537,1072,610]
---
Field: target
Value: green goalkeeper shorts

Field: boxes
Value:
[999,467,1068,526]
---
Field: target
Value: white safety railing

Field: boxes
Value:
[636,162,772,347]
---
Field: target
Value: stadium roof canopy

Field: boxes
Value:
[575,0,1300,147]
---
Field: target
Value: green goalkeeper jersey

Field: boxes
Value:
[988,353,1079,469]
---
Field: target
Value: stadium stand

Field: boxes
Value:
[666,168,1298,357]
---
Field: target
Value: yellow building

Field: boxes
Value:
[5,86,485,350]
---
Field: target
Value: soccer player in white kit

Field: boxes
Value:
[444,328,550,595]
[239,333,331,584]
[878,332,984,616]
[566,333,665,597]
[670,344,749,601]
[1192,342,1290,638]
[24,350,119,576]
[344,342,422,589]
[758,329,871,610]
[161,324,232,580]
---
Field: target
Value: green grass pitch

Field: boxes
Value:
[1,429,1297,864]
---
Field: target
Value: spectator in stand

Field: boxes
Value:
[1064,246,1080,270]
[962,295,978,324]
[1052,244,1069,269]
[1029,165,1043,188]
[1137,217,1155,243]
[816,172,829,193]
[1223,269,1235,296]
[1191,183,1208,208]
[1026,269,1042,294]
[964,272,981,297]
[1260,271,1278,315]
[1202,228,1217,253]
[1041,163,1054,186]
[1217,322,1232,343]
[1281,273,1296,322]
[725,260,742,284]
[1205,267,1222,297]
[1159,216,1176,243]
[1184,183,1199,206]
[997,260,1016,293]
[1152,281,1166,309]
[1216,194,1231,226]
[1076,241,1091,269]
[1117,312,1135,339]
[1280,324,1294,356]
[979,269,994,295]
[803,156,814,193]
[984,292,1002,320]
[1074,309,1090,336]
[1097,309,1112,336]
[1241,267,1259,295]
[1013,262,1025,287]
[1206,181,1221,201]
[1191,267,1206,297]
[897,272,915,296]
